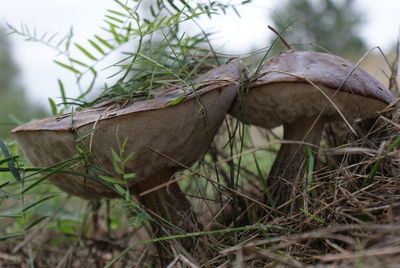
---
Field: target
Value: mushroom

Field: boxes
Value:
[11,60,246,249]
[230,51,394,210]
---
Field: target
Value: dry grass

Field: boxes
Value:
[2,103,399,268]
[1,49,399,267]
[216,119,400,267]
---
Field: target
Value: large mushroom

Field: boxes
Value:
[230,51,395,211]
[11,60,245,249]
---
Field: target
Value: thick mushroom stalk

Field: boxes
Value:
[133,168,201,247]
[11,60,246,256]
[229,51,395,213]
[267,116,325,210]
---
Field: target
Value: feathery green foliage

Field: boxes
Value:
[7,0,252,113]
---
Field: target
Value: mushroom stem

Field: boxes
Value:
[267,116,326,212]
[134,168,201,250]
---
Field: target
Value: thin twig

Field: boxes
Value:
[268,25,294,52]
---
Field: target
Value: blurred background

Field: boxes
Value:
[0,0,399,137]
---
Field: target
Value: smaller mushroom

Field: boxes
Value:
[230,51,395,211]
[12,60,246,251]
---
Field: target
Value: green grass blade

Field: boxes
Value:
[99,175,125,184]
[0,139,21,182]
[57,79,67,107]
[94,35,114,49]
[22,160,74,194]
[0,157,17,166]
[168,92,186,105]
[105,224,294,267]
[54,60,81,74]
[74,129,96,142]
[25,216,48,231]
[22,195,55,212]
[363,135,399,187]
[48,98,58,116]
[75,43,97,60]
[21,156,82,180]
[111,148,121,162]
[364,160,381,187]
[105,15,124,24]
[69,58,89,67]
[0,213,23,218]
[89,39,106,55]
[0,233,25,241]
[0,181,10,188]
[113,184,126,196]
[388,135,400,152]
[106,9,127,17]
[305,145,316,199]
[0,189,20,199]
[300,208,327,225]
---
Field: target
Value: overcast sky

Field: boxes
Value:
[1,0,400,109]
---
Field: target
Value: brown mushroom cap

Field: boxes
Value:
[12,60,246,199]
[230,51,395,128]
[229,51,396,211]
